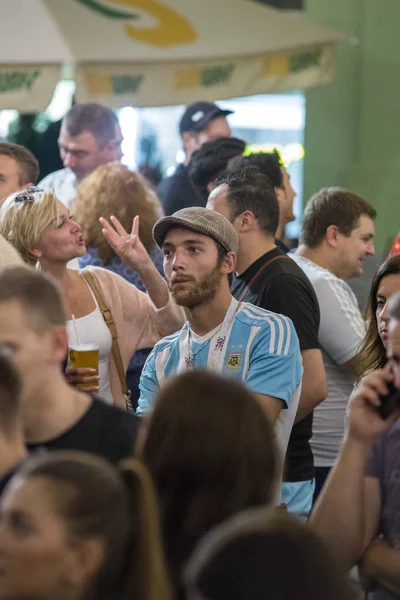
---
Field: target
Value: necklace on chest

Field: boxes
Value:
[184,298,240,371]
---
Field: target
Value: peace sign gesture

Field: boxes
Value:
[100,215,151,271]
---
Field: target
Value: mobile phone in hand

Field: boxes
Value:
[378,381,400,419]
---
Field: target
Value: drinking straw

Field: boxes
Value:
[71,314,81,345]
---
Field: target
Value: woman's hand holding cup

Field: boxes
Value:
[65,367,100,395]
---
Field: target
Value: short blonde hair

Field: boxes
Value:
[0,189,59,266]
[74,162,163,263]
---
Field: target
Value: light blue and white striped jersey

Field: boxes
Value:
[138,301,303,477]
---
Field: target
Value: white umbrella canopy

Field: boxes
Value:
[0,0,342,112]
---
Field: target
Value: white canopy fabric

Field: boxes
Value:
[0,0,342,112]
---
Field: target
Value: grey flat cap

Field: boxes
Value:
[152,207,239,254]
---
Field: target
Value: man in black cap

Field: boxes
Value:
[157,101,233,215]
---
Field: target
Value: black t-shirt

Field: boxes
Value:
[275,238,290,253]
[157,164,204,216]
[27,399,140,465]
[231,247,321,482]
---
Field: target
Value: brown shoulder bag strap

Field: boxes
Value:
[81,271,133,413]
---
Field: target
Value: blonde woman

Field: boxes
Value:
[0,186,183,408]
[74,163,164,406]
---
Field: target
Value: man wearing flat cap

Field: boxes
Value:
[157,101,233,216]
[137,207,303,501]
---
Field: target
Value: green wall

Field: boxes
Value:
[304,0,400,251]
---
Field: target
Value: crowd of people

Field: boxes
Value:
[0,99,398,600]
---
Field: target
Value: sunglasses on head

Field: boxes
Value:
[14,186,44,203]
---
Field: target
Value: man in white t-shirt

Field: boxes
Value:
[292,186,376,499]
[39,103,123,208]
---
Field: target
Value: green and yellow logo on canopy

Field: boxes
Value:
[75,0,197,46]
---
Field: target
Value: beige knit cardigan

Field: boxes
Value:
[0,234,24,266]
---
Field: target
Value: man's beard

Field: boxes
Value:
[168,264,222,308]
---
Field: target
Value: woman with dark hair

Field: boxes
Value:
[137,370,277,596]
[356,256,400,381]
[0,451,173,600]
[184,508,356,600]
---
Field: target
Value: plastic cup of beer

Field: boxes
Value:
[69,344,99,389]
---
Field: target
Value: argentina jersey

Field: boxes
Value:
[138,301,303,500]
[138,301,302,415]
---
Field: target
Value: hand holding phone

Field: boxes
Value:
[378,380,400,419]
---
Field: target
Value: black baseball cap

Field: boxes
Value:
[179,101,233,135]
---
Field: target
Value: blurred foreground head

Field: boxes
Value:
[138,370,277,591]
[185,507,357,600]
[0,451,172,600]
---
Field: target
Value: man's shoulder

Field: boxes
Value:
[313,270,357,307]
[291,256,352,295]
[237,302,293,328]
[39,168,77,207]
[75,398,140,434]
[236,303,297,354]
[259,256,316,291]
[150,328,185,354]
[291,255,333,282]
[39,168,73,186]
[157,166,200,214]
[27,399,140,464]
[157,166,188,193]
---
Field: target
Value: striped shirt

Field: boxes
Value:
[138,300,303,477]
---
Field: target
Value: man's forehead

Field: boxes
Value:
[351,215,375,235]
[58,128,98,150]
[0,300,25,330]
[0,154,18,172]
[204,115,229,133]
[163,227,211,245]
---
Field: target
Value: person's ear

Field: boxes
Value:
[30,248,42,258]
[103,139,117,155]
[274,186,285,205]
[325,224,340,248]
[182,132,199,157]
[222,251,236,274]
[64,538,104,589]
[236,210,256,233]
[50,326,69,366]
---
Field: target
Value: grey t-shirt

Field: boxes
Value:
[291,256,365,466]
[365,421,400,600]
